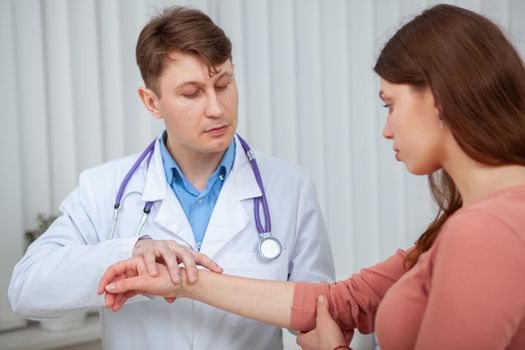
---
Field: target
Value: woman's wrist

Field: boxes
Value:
[178,267,199,298]
[163,266,190,299]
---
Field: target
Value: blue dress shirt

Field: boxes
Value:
[159,132,235,250]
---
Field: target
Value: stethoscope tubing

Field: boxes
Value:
[109,139,155,240]
[109,134,280,260]
[236,135,271,234]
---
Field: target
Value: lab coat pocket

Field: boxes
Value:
[220,250,289,327]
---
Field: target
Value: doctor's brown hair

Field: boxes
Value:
[374,4,525,267]
[136,6,232,96]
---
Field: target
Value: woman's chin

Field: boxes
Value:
[404,162,440,176]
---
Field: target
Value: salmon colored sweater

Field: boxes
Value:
[291,185,525,349]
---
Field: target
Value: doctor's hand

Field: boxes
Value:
[296,296,350,350]
[98,256,182,311]
[132,239,222,284]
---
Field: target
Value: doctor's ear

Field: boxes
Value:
[138,87,162,119]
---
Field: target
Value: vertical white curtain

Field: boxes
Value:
[1,0,524,347]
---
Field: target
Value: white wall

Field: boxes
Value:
[1,0,524,348]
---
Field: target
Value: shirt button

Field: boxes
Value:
[219,174,225,181]
[197,199,204,204]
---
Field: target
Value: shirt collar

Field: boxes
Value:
[159,130,236,186]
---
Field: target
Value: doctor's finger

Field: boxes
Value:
[143,252,159,276]
[158,246,182,284]
[193,252,223,274]
[136,257,149,277]
[169,244,198,283]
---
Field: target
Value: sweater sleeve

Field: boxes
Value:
[415,210,525,349]
[291,248,409,334]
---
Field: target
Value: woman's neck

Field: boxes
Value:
[443,152,525,207]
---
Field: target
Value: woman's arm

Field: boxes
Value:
[99,248,409,332]
[98,257,295,328]
[184,270,295,328]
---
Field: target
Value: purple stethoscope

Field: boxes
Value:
[108,135,282,261]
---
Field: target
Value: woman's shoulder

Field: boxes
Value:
[437,187,525,256]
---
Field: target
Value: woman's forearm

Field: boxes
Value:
[182,270,295,329]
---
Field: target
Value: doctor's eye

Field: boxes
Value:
[182,90,201,99]
[215,82,230,92]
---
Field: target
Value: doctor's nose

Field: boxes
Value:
[205,92,225,118]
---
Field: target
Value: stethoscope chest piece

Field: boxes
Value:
[258,234,282,261]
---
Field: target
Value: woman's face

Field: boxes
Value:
[379,79,445,175]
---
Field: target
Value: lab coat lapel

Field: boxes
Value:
[140,139,196,247]
[200,137,262,259]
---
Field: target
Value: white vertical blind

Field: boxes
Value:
[0,0,27,331]
[1,0,524,348]
[43,0,77,209]
[321,0,354,275]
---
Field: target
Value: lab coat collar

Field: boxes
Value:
[140,135,261,202]
[199,135,262,258]
[139,137,195,246]
[141,137,168,203]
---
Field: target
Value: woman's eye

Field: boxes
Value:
[382,103,393,112]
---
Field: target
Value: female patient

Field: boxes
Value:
[99,4,525,350]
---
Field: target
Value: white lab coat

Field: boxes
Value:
[9,135,335,350]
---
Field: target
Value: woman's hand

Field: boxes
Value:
[296,296,349,350]
[97,256,182,311]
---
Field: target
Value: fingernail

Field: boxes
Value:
[172,274,180,283]
[318,295,324,302]
[106,283,116,292]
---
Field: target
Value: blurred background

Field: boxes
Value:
[1,0,524,349]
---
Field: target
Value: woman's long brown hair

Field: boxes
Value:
[374,4,525,267]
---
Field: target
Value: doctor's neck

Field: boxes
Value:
[165,136,228,192]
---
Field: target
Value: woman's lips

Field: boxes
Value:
[394,148,400,161]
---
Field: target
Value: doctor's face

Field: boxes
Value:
[380,79,445,175]
[142,52,238,156]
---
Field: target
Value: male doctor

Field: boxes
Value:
[9,6,334,350]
